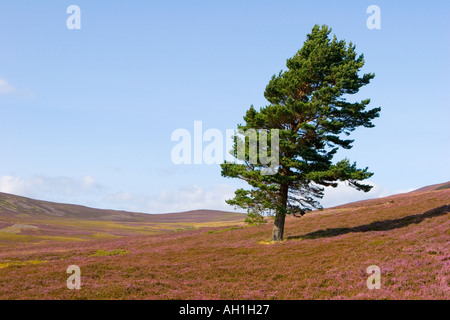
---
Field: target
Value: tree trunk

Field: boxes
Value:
[271,184,288,241]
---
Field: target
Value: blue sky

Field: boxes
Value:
[1,0,449,213]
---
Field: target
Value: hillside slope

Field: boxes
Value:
[0,192,244,246]
[410,181,450,193]
[0,186,448,299]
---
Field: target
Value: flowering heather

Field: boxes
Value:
[0,188,448,300]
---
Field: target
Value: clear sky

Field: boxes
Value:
[1,0,449,213]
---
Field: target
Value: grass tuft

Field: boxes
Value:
[90,249,130,257]
[0,260,47,269]
[206,226,244,234]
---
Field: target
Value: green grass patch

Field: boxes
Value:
[206,226,244,234]
[90,233,119,240]
[0,199,19,210]
[370,239,386,246]
[258,239,286,245]
[175,226,196,232]
[0,260,47,269]
[90,249,130,257]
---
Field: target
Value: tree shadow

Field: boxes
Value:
[287,204,450,241]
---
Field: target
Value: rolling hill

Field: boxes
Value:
[410,181,450,193]
[0,192,245,246]
[0,183,448,299]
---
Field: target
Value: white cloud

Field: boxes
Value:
[0,174,237,213]
[0,174,415,214]
[104,182,416,214]
[320,181,414,208]
[0,175,102,202]
[0,176,30,195]
[82,176,98,189]
[108,192,133,202]
[0,78,15,94]
[108,184,239,213]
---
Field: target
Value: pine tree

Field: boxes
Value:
[221,25,381,241]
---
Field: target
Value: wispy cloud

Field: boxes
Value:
[0,174,238,214]
[0,175,102,201]
[107,184,239,213]
[0,175,415,214]
[0,176,29,195]
[0,78,15,94]
[320,181,414,208]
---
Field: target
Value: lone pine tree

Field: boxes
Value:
[221,25,381,241]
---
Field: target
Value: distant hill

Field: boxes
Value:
[410,181,450,193]
[0,192,244,246]
[0,192,243,222]
[329,181,450,209]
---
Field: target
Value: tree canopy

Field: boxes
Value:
[221,25,381,241]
